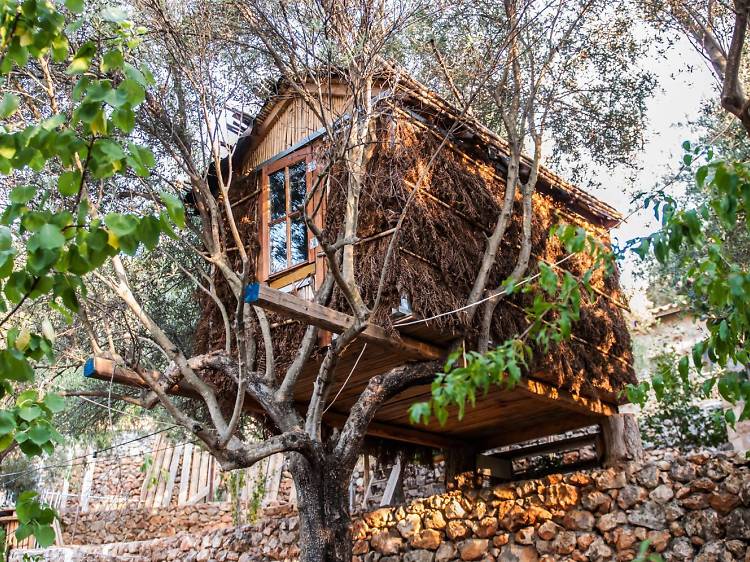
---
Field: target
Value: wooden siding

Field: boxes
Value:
[243,95,350,171]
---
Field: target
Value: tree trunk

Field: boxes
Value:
[290,453,353,562]
[600,413,644,468]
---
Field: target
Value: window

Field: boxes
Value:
[266,159,309,275]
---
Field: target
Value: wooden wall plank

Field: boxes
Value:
[178,443,193,506]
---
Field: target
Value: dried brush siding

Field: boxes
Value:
[194,110,634,405]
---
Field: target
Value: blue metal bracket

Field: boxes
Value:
[244,282,260,303]
[83,357,95,378]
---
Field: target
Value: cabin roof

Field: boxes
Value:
[235,67,623,229]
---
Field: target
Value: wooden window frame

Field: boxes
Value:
[258,147,319,283]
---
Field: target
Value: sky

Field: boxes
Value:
[581,35,717,307]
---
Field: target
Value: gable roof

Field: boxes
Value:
[233,68,623,229]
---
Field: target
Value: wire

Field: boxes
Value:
[73,395,175,428]
[394,253,577,327]
[323,343,368,414]
[0,426,181,481]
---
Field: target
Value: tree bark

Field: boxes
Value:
[600,413,644,468]
[290,453,354,562]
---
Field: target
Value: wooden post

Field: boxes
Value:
[600,413,643,467]
[162,444,182,508]
[445,445,477,489]
[178,443,193,506]
[380,453,405,507]
[79,451,96,513]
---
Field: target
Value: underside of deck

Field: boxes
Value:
[84,284,621,453]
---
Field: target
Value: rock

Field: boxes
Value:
[435,542,458,562]
[397,514,422,539]
[353,540,370,555]
[537,521,561,541]
[636,464,660,489]
[594,469,627,490]
[474,516,498,538]
[613,526,638,551]
[684,509,721,541]
[725,508,750,539]
[649,484,674,504]
[580,489,612,513]
[670,462,697,483]
[704,458,733,480]
[514,527,535,545]
[365,508,392,528]
[646,530,671,552]
[424,510,447,530]
[668,537,695,561]
[496,544,539,562]
[542,484,579,510]
[458,539,489,561]
[595,512,620,532]
[576,533,595,551]
[585,537,613,561]
[404,550,435,562]
[562,510,594,531]
[410,529,442,550]
[627,500,666,530]
[708,491,740,515]
[371,530,404,555]
[446,520,470,540]
[493,533,510,547]
[695,541,731,562]
[617,485,647,509]
[691,478,717,492]
[551,531,576,555]
[446,499,468,519]
[681,494,709,510]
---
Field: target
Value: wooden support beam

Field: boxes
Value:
[244,283,443,360]
[515,376,617,418]
[323,410,462,450]
[491,432,598,460]
[84,357,210,403]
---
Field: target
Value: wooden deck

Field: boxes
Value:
[85,284,619,453]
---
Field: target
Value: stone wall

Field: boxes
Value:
[16,448,750,562]
[61,502,236,545]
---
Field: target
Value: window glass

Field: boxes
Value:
[290,217,308,265]
[269,222,287,273]
[269,169,286,220]
[289,161,306,211]
[266,157,309,275]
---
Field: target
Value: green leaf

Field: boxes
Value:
[101,49,124,72]
[66,41,96,74]
[0,411,16,436]
[58,171,82,196]
[27,423,52,445]
[0,350,34,381]
[18,405,42,422]
[65,0,85,13]
[10,185,36,204]
[0,93,19,119]
[33,524,55,547]
[160,192,185,228]
[43,394,65,413]
[29,224,66,251]
[104,213,138,237]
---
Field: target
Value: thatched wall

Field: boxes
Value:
[194,108,634,404]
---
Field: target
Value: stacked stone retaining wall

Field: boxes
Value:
[14,448,750,562]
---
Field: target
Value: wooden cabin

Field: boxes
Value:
[89,71,638,473]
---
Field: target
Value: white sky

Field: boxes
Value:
[578,35,718,304]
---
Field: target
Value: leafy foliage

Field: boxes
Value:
[0,0,178,546]
[637,354,727,449]
[411,224,614,425]
[625,144,750,425]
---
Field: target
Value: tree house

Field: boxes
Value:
[86,71,639,470]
